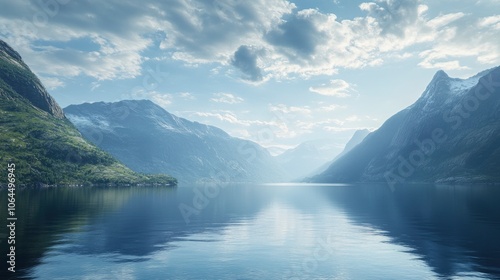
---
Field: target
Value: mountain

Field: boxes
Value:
[0,40,64,118]
[312,67,500,185]
[276,139,342,180]
[64,100,286,183]
[0,40,176,186]
[307,129,370,178]
[335,129,371,160]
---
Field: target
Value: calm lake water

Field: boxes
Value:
[1,183,500,279]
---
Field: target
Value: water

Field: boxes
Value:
[1,183,500,279]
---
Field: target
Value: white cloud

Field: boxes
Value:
[192,111,274,127]
[158,0,295,64]
[151,94,173,108]
[477,15,500,29]
[319,104,346,112]
[296,118,344,130]
[178,92,195,100]
[269,104,311,114]
[1,0,499,84]
[345,115,361,122]
[427,13,465,29]
[40,77,64,90]
[210,93,244,104]
[128,90,173,108]
[418,59,468,71]
[309,79,353,97]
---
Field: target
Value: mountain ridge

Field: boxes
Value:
[0,40,64,118]
[311,66,500,184]
[64,99,287,184]
[306,129,371,179]
[0,39,176,186]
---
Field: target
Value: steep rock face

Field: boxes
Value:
[313,67,500,184]
[0,40,175,186]
[0,40,64,118]
[64,100,287,183]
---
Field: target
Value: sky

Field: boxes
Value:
[1,0,499,154]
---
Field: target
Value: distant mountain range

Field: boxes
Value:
[0,40,176,186]
[64,100,287,184]
[276,138,346,180]
[305,129,370,179]
[3,37,498,186]
[334,129,371,161]
[312,67,500,185]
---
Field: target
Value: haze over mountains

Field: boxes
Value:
[312,67,500,185]
[64,100,288,184]
[0,39,176,186]
[305,129,370,179]
[275,139,342,180]
[2,38,499,186]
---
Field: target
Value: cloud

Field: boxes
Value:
[0,1,155,80]
[178,92,195,100]
[40,77,64,90]
[231,46,263,81]
[319,104,346,112]
[128,90,173,108]
[194,112,243,125]
[150,93,173,108]
[309,79,353,97]
[427,13,465,29]
[477,15,500,30]
[359,0,421,37]
[418,58,469,71]
[265,9,326,59]
[158,0,295,63]
[210,93,244,104]
[296,118,344,131]
[403,11,500,71]
[1,0,499,84]
[191,111,276,127]
[269,104,311,114]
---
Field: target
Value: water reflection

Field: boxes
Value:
[319,184,500,279]
[0,187,152,280]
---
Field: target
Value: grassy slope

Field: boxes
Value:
[0,54,176,186]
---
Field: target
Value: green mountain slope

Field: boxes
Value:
[0,40,176,186]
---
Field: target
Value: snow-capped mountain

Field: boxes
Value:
[311,66,500,184]
[64,100,287,184]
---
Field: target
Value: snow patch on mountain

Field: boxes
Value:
[66,114,114,132]
[449,76,481,96]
